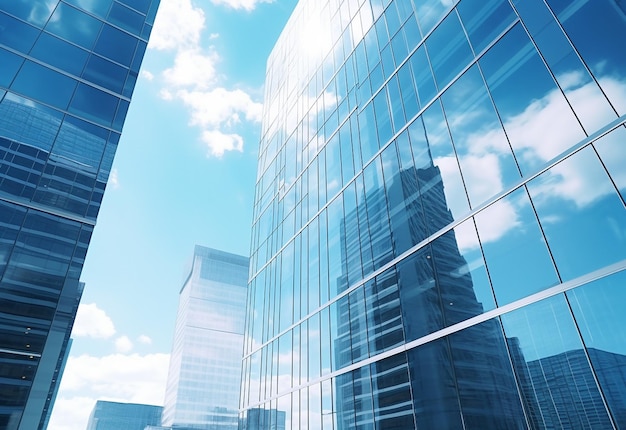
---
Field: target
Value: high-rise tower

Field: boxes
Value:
[0,1,159,428]
[162,246,249,429]
[241,0,626,428]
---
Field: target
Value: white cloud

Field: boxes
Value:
[201,130,244,157]
[138,334,153,345]
[115,335,134,353]
[72,303,116,339]
[209,32,220,40]
[140,70,154,81]
[48,353,170,430]
[108,168,120,189]
[149,0,205,51]
[210,0,274,11]
[163,48,220,89]
[177,87,263,128]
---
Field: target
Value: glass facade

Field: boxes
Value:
[241,0,626,429]
[86,400,163,430]
[0,1,159,429]
[162,246,249,429]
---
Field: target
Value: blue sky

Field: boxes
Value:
[48,1,297,428]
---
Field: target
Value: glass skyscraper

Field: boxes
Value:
[86,400,163,430]
[162,246,249,429]
[0,1,159,429]
[241,0,626,429]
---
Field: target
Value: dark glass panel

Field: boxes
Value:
[348,287,369,362]
[63,0,113,18]
[426,11,473,90]
[119,0,151,14]
[501,295,614,429]
[82,54,128,94]
[370,353,415,428]
[108,2,144,35]
[441,65,520,207]
[363,156,393,270]
[527,146,626,281]
[409,44,437,107]
[365,267,404,355]
[358,101,379,164]
[0,0,58,27]
[457,0,516,54]
[30,33,89,77]
[0,11,39,52]
[567,270,626,427]
[94,24,138,66]
[69,83,119,127]
[45,3,102,49]
[11,61,77,110]
[480,23,585,175]
[52,115,108,172]
[0,48,23,88]
[475,186,559,306]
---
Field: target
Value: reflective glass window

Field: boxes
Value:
[365,268,404,355]
[449,319,526,428]
[108,2,144,35]
[416,101,470,221]
[475,186,559,305]
[370,353,415,428]
[546,0,626,114]
[441,65,520,207]
[373,87,392,147]
[348,287,368,362]
[480,23,585,175]
[69,83,119,127]
[363,156,393,270]
[11,61,77,110]
[514,0,617,134]
[0,0,58,27]
[0,48,23,88]
[358,101,379,163]
[501,295,614,429]
[396,61,419,121]
[414,0,451,36]
[63,0,113,18]
[94,24,138,66]
[409,44,437,107]
[0,11,39,52]
[82,54,127,94]
[457,0,516,55]
[120,0,151,14]
[396,246,441,342]
[567,270,626,427]
[425,11,473,90]
[52,115,107,171]
[46,3,102,49]
[594,126,626,204]
[527,146,626,281]
[431,219,496,325]
[30,33,89,77]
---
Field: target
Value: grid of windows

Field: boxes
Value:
[0,1,159,428]
[242,0,626,428]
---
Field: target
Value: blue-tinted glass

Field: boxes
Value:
[480,23,585,175]
[45,3,102,49]
[397,61,419,120]
[373,88,392,147]
[120,0,151,14]
[11,61,77,110]
[527,146,626,281]
[501,295,614,429]
[0,93,62,151]
[69,83,119,127]
[113,99,130,131]
[348,287,368,362]
[414,0,451,35]
[426,12,473,90]
[448,319,526,428]
[546,0,626,114]
[358,101,379,163]
[432,219,496,324]
[475,187,559,305]
[365,268,404,355]
[0,11,39,52]
[567,270,626,427]
[52,116,107,171]
[95,24,138,66]
[441,65,520,207]
[417,101,470,221]
[108,2,144,35]
[514,0,617,134]
[369,353,415,428]
[457,0,516,54]
[409,44,437,107]
[363,156,393,270]
[83,54,127,94]
[30,33,89,77]
[0,0,57,27]
[0,48,23,87]
[396,246,441,342]
[63,0,113,18]
[594,126,626,203]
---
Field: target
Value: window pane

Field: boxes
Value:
[501,295,614,429]
[30,33,89,77]
[69,83,119,127]
[94,24,138,66]
[108,2,144,35]
[475,186,559,306]
[0,11,39,52]
[82,55,127,94]
[0,0,57,27]
[567,270,626,427]
[0,48,23,87]
[11,61,77,110]
[594,126,626,204]
[46,3,102,49]
[457,0,516,54]
[527,146,626,281]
